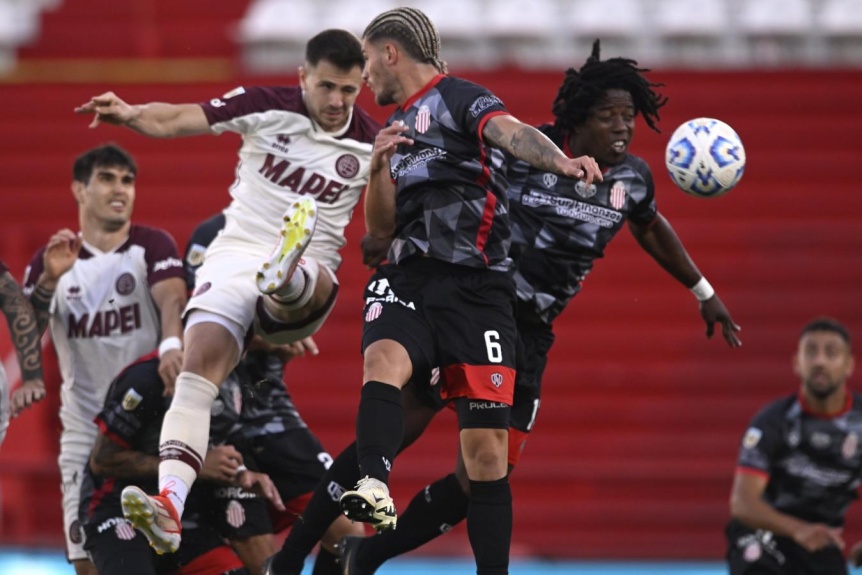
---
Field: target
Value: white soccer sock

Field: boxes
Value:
[158,371,218,518]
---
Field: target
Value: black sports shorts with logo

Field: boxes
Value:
[361,257,517,428]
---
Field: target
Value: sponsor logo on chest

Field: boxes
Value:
[259,153,354,204]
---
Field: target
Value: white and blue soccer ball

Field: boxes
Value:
[665,117,746,198]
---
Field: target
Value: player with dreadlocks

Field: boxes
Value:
[332,39,743,574]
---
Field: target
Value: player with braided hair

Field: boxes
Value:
[330,6,602,575]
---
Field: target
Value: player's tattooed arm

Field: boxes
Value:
[0,271,43,383]
[28,282,54,335]
[484,115,602,185]
[483,116,563,172]
[90,433,159,478]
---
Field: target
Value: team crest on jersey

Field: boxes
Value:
[609,180,627,210]
[542,173,558,188]
[843,432,859,459]
[742,427,762,449]
[231,385,242,415]
[415,105,431,134]
[491,372,504,388]
[336,153,360,179]
[186,244,206,267]
[574,181,597,198]
[115,272,136,296]
[122,388,143,411]
[743,542,762,562]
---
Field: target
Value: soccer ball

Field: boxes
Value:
[665,117,746,198]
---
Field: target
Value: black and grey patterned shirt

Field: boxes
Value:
[386,75,512,271]
[506,124,657,324]
[736,392,862,526]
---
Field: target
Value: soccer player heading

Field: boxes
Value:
[286,6,603,575]
[75,29,379,555]
[326,39,743,575]
[727,317,862,575]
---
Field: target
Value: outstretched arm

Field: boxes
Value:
[75,92,210,138]
[1,270,44,417]
[482,115,602,186]
[629,213,741,347]
[730,471,844,553]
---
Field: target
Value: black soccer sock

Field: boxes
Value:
[467,477,512,575]
[270,444,362,573]
[356,381,404,482]
[310,546,340,575]
[358,473,469,571]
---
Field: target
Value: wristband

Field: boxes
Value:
[690,277,715,302]
[158,336,182,358]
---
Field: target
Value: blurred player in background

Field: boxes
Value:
[274,7,600,575]
[267,39,743,575]
[74,29,380,555]
[80,352,284,575]
[13,144,187,575]
[185,213,362,574]
[0,260,44,448]
[727,317,862,575]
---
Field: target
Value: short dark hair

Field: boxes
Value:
[552,39,667,134]
[72,143,137,184]
[306,29,364,71]
[800,317,852,346]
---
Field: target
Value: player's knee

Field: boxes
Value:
[320,514,364,551]
[363,340,412,385]
[460,428,508,481]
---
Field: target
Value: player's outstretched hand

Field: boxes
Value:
[74,92,135,128]
[238,470,286,512]
[10,378,46,417]
[555,155,603,188]
[700,294,742,348]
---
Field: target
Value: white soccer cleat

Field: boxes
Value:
[121,485,182,555]
[256,197,318,295]
[339,476,397,532]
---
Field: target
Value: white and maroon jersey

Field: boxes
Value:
[200,86,381,271]
[23,225,185,426]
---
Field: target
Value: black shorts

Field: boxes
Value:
[362,258,517,407]
[84,515,245,575]
[725,519,847,575]
[209,483,273,540]
[251,428,332,503]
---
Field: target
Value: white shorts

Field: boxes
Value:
[58,418,98,561]
[188,211,338,337]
